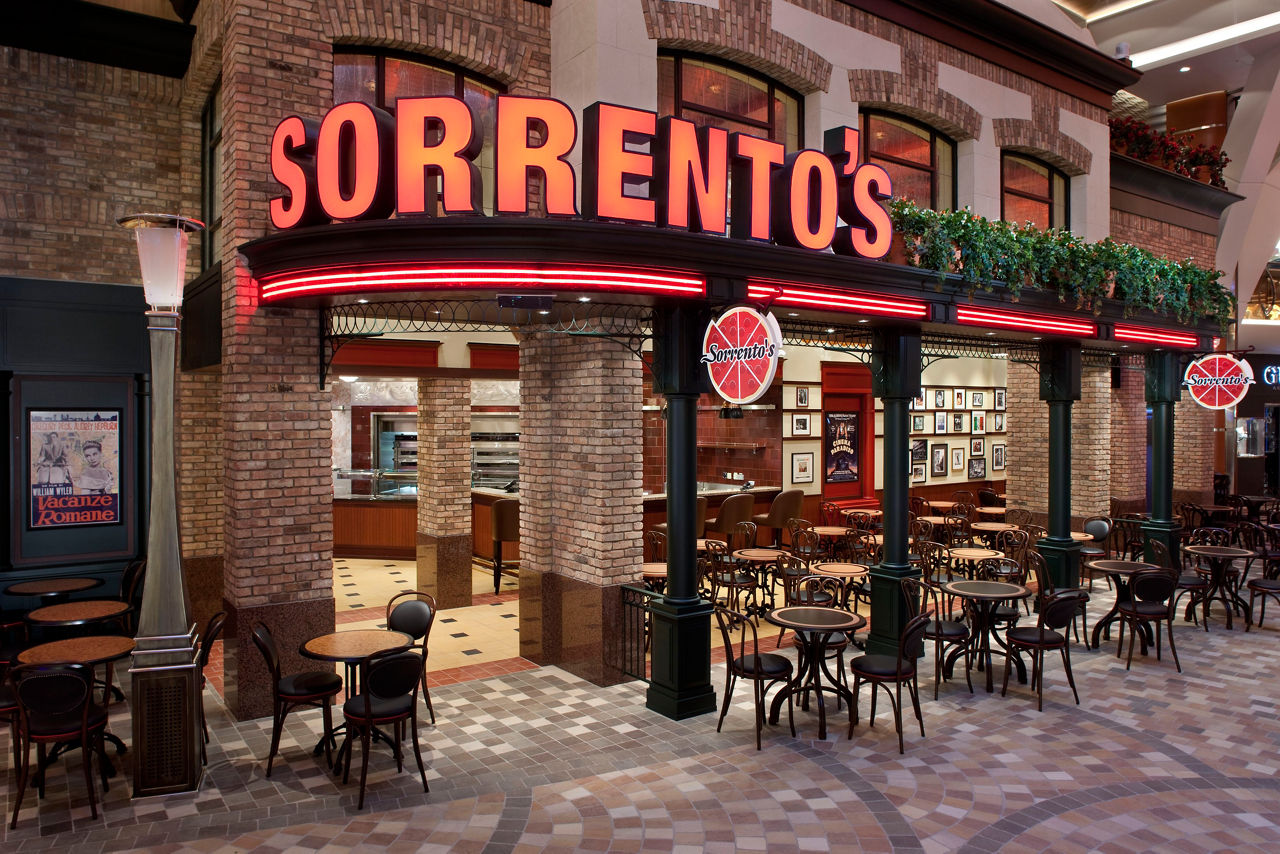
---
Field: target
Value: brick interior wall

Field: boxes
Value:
[177,369,224,556]
[521,330,643,587]
[1072,365,1111,519]
[1005,361,1045,517]
[1110,211,1219,269]
[1110,359,1147,514]
[1174,397,1215,506]
[417,378,471,536]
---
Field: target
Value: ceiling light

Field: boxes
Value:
[1179,66,1191,73]
[356,298,369,304]
[538,309,550,315]
[338,375,359,382]
[826,328,836,334]
[1129,12,1280,69]
[787,312,798,317]
[578,296,591,302]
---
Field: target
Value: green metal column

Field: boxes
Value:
[866,327,921,657]
[1036,341,1083,589]
[646,303,717,720]
[1142,350,1182,561]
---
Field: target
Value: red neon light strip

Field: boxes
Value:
[259,265,706,301]
[746,284,929,319]
[955,306,1096,337]
[1113,325,1199,347]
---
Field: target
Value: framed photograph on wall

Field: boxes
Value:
[824,411,859,484]
[911,463,927,483]
[952,412,967,434]
[910,438,927,463]
[792,413,811,436]
[796,386,809,408]
[971,411,985,434]
[969,390,985,409]
[992,443,1007,471]
[912,414,926,433]
[911,391,926,410]
[930,443,948,477]
[791,451,815,484]
[934,389,948,409]
[952,447,965,470]
[991,412,1005,432]
[953,388,965,409]
[994,388,1006,410]
[968,457,987,479]
[28,409,124,530]
[970,437,984,456]
[934,411,948,433]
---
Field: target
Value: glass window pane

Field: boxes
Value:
[1004,193,1049,229]
[334,54,377,105]
[657,56,675,118]
[935,137,954,210]
[464,80,499,215]
[775,93,799,150]
[867,115,931,166]
[1052,173,1068,229]
[1004,156,1049,198]
[680,107,764,140]
[872,157,932,209]
[681,59,769,123]
[385,58,456,104]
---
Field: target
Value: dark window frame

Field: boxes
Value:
[1000,151,1069,230]
[199,77,222,271]
[658,50,803,148]
[858,109,956,211]
[331,47,505,110]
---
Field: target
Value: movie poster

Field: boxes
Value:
[824,411,859,483]
[29,410,122,529]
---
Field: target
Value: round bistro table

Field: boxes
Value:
[764,605,867,740]
[974,506,1007,518]
[947,547,1003,579]
[970,521,1016,548]
[640,562,667,593]
[6,576,103,600]
[1182,545,1254,630]
[1087,559,1158,649]
[809,562,870,609]
[26,599,130,628]
[941,579,1031,693]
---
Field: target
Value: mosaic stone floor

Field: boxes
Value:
[6,577,1280,852]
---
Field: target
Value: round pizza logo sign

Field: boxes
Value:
[1183,353,1254,410]
[701,306,782,405]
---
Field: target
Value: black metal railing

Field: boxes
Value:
[620,585,659,683]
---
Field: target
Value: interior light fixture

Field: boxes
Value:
[746,281,929,319]
[1113,324,1199,347]
[1129,11,1280,69]
[1179,66,1191,72]
[338,375,359,382]
[955,306,1096,337]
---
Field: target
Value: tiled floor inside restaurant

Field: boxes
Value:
[7,567,1280,852]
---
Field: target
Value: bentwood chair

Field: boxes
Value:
[251,623,343,776]
[1079,515,1113,590]
[1245,562,1280,631]
[336,649,429,809]
[1027,549,1087,646]
[1001,590,1088,711]
[196,610,227,765]
[1155,538,1210,630]
[714,605,794,750]
[386,591,438,724]
[846,614,931,754]
[644,529,668,563]
[9,662,110,828]
[1005,508,1034,528]
[901,577,971,698]
[1116,568,1181,673]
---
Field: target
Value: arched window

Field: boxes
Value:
[858,111,955,211]
[1001,152,1068,230]
[657,53,801,149]
[334,50,504,213]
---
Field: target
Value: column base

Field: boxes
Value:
[130,635,202,797]
[1038,537,1083,589]
[221,597,335,721]
[645,597,717,720]
[519,569,632,687]
[1141,518,1182,566]
[416,532,473,610]
[866,562,915,657]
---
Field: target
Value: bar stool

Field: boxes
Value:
[491,498,519,595]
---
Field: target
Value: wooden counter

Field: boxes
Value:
[333,497,416,559]
[472,488,519,563]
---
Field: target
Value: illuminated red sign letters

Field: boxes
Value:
[269,96,893,258]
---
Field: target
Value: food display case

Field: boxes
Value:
[471,412,519,490]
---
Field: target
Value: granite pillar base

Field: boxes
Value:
[221,597,335,721]
[416,532,473,610]
[185,554,224,636]
[519,569,626,686]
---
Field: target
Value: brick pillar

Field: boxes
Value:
[1174,397,1215,506]
[1110,360,1147,515]
[518,329,643,685]
[1005,360,1046,519]
[1071,365,1111,522]
[219,2,334,721]
[416,377,473,609]
[176,369,224,632]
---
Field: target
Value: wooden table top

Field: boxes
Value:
[811,526,850,537]
[301,629,413,663]
[18,635,136,666]
[974,507,1006,517]
[970,522,1016,532]
[766,606,866,633]
[941,580,1030,601]
[26,599,130,626]
[1086,559,1156,578]
[1182,545,1253,559]
[732,548,787,562]
[918,516,948,525]
[947,547,1004,561]
[6,576,103,597]
[929,501,959,512]
[1070,531,1092,541]
[810,562,869,579]
[641,562,667,577]
[843,508,883,518]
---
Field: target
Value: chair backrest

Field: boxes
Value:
[791,528,822,562]
[785,517,813,546]
[11,662,94,729]
[995,528,1030,564]
[978,557,1024,585]
[1005,508,1033,527]
[951,490,975,505]
[763,489,805,526]
[846,530,881,564]
[1189,526,1230,547]
[944,514,971,545]
[1026,549,1052,598]
[363,650,422,703]
[121,558,146,606]
[901,576,943,620]
[792,574,842,608]
[909,518,933,545]
[692,495,709,538]
[978,489,1000,507]
[728,521,758,552]
[1147,538,1173,569]
[1083,515,1112,543]
[953,502,976,520]
[898,614,932,670]
[197,611,228,672]
[250,622,282,682]
[845,511,872,532]
[645,529,668,562]
[714,605,765,665]
[492,499,520,542]
[713,493,756,532]
[818,501,843,526]
[387,591,437,645]
[1039,590,1088,632]
[908,496,930,517]
[1131,568,1178,604]
[917,541,951,584]
[1235,520,1266,552]
[1021,523,1047,544]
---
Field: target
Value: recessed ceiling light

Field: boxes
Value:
[1179,66,1191,73]
[858,319,869,324]
[538,309,550,315]
[1032,336,1042,341]
[578,296,591,302]
[986,331,996,336]
[356,298,369,304]
[338,375,359,383]
[826,328,836,334]
[787,312,798,317]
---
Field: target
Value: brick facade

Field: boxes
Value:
[1110,358,1147,515]
[416,377,474,608]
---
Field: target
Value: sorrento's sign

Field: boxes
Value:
[1183,353,1254,410]
[269,96,894,257]
[702,306,782,405]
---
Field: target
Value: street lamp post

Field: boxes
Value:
[118,212,205,797]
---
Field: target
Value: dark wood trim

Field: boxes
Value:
[468,343,519,371]
[2,1,194,79]
[181,264,222,371]
[1111,189,1222,237]
[331,339,440,373]
[1110,152,1245,223]
[840,0,1141,109]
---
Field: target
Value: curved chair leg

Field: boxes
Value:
[420,673,436,725]
[847,674,863,739]
[321,700,335,768]
[265,702,285,777]
[1165,619,1181,673]
[10,734,28,829]
[1060,645,1079,705]
[410,711,428,792]
[82,731,98,820]
[357,724,372,810]
[716,671,736,733]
